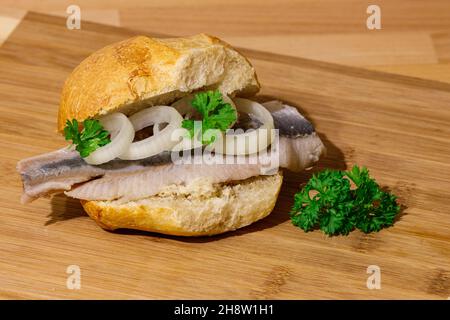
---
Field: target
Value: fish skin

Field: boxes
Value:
[17,148,175,202]
[262,101,315,137]
[19,149,173,184]
[17,102,326,203]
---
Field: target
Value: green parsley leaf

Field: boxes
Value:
[64,119,111,158]
[181,90,237,144]
[289,165,400,236]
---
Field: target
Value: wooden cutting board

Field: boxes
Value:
[1,12,449,299]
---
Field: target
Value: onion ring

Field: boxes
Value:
[212,98,274,155]
[84,113,135,165]
[118,106,183,160]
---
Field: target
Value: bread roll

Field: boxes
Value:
[57,33,260,132]
[58,34,281,237]
[82,173,283,236]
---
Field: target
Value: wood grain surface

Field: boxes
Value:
[2,1,450,84]
[0,12,449,299]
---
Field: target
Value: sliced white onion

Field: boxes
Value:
[84,113,135,165]
[118,106,183,160]
[153,123,162,135]
[212,98,274,155]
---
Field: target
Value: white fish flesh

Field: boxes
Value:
[17,101,326,203]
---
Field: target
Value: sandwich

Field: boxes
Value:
[17,34,326,236]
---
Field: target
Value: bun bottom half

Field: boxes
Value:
[81,172,283,236]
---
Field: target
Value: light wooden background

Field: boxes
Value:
[1,0,450,83]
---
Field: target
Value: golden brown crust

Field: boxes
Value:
[58,34,260,132]
[81,173,283,236]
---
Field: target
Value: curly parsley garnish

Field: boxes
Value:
[64,119,111,158]
[181,90,237,144]
[290,165,400,236]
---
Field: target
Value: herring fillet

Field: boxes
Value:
[17,148,173,203]
[17,101,326,203]
[64,133,325,202]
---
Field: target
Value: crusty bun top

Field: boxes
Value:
[57,33,260,133]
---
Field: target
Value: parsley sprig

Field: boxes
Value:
[181,90,237,144]
[290,165,400,236]
[64,119,111,158]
